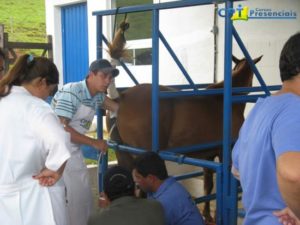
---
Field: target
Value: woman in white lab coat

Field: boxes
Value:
[0,54,71,225]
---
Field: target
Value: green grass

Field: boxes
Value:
[0,0,151,43]
[85,148,117,165]
[0,0,46,43]
[116,0,152,40]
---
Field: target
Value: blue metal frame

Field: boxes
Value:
[95,15,108,192]
[223,1,234,225]
[232,27,271,96]
[152,8,160,152]
[92,1,278,224]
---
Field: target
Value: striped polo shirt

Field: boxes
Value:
[51,79,106,120]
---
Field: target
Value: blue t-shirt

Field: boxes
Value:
[232,93,300,225]
[148,177,205,225]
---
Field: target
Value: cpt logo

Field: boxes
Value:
[218,5,297,20]
[231,5,249,21]
[218,4,249,21]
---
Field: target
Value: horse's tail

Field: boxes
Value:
[107,20,130,100]
[107,20,130,60]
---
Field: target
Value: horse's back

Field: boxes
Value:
[117,84,173,150]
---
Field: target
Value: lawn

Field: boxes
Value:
[0,0,46,42]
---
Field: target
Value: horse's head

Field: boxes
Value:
[207,55,262,90]
[231,55,263,88]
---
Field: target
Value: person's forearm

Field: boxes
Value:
[57,161,67,176]
[277,152,300,219]
[103,96,119,113]
[64,124,97,147]
[278,173,300,218]
[58,116,106,151]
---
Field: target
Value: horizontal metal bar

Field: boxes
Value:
[232,94,266,103]
[163,141,225,154]
[93,0,242,16]
[116,85,281,95]
[174,171,204,181]
[168,83,212,90]
[160,85,281,99]
[194,193,216,203]
[231,85,280,93]
[159,151,222,170]
[108,141,222,170]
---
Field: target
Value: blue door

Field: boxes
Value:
[61,3,89,83]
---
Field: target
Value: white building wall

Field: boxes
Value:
[217,0,300,86]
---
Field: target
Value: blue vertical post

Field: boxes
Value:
[152,9,159,152]
[96,15,108,192]
[216,167,223,225]
[223,1,236,225]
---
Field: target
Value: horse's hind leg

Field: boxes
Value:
[115,151,135,171]
[203,168,214,223]
[106,116,135,171]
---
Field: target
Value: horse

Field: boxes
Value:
[107,55,262,223]
[105,18,262,224]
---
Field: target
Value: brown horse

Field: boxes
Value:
[107,55,262,223]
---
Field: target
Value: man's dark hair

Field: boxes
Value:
[279,32,300,82]
[0,48,5,59]
[103,165,135,201]
[133,152,168,180]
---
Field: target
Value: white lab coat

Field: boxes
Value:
[64,104,95,225]
[0,86,71,225]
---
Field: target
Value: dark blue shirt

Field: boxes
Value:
[148,177,205,225]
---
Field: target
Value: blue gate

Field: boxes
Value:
[61,3,89,83]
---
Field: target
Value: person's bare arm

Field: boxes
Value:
[277,152,300,219]
[273,207,300,225]
[59,117,107,152]
[103,96,119,113]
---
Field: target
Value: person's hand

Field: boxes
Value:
[274,207,300,225]
[98,192,110,208]
[32,168,62,186]
[91,139,108,153]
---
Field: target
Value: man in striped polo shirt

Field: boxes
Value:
[51,59,119,225]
